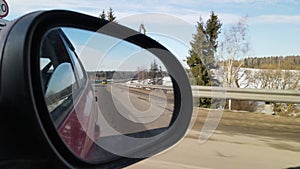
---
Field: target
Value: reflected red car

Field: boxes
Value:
[40,28,100,160]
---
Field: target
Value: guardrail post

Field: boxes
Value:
[264,102,274,115]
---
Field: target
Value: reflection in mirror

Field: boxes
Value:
[44,63,76,113]
[39,27,175,162]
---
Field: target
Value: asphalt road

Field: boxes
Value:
[126,109,300,169]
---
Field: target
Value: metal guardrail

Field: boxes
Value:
[93,82,300,103]
[191,86,300,104]
[151,86,300,103]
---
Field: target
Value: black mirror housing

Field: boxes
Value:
[0,10,193,169]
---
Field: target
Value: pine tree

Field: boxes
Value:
[149,60,163,85]
[187,19,211,107]
[189,18,213,69]
[187,12,222,107]
[107,7,117,22]
[187,50,211,86]
[205,11,222,51]
[100,10,106,19]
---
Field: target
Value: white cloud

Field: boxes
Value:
[6,0,300,26]
[202,0,299,4]
[250,15,300,24]
[5,0,240,24]
[205,0,255,3]
[7,0,102,19]
[117,7,241,26]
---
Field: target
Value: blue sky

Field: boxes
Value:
[4,0,300,59]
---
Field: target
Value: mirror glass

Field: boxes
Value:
[39,27,175,162]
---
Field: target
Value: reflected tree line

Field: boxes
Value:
[136,59,166,85]
[87,60,168,85]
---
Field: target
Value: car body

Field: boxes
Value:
[40,28,100,159]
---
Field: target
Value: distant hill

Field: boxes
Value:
[219,56,300,70]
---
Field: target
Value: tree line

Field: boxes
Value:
[99,7,117,22]
[220,56,300,70]
[243,56,300,70]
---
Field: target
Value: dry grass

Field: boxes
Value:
[192,109,300,142]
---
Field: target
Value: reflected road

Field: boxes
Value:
[94,83,174,137]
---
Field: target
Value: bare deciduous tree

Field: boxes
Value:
[217,17,250,110]
[245,69,300,115]
[246,69,300,90]
[137,66,147,84]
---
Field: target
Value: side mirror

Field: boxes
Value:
[0,10,192,168]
